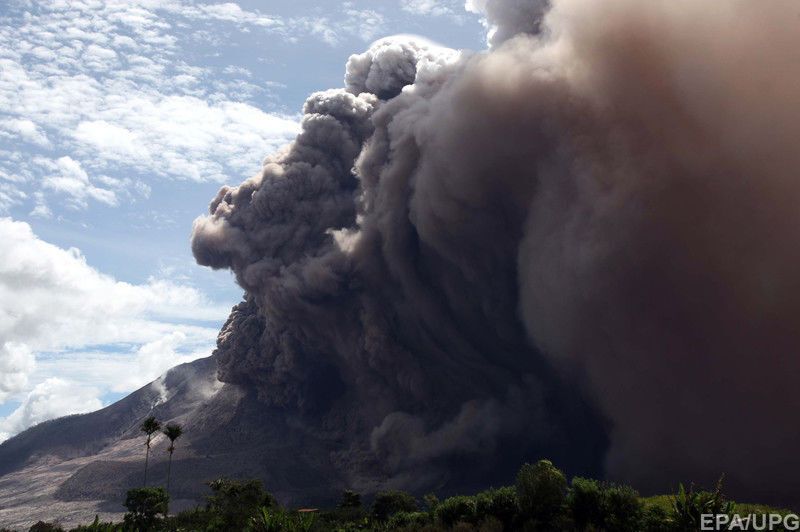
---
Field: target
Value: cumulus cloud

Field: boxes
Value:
[0,119,50,148]
[400,0,462,18]
[190,0,800,505]
[0,379,103,442]
[0,344,35,403]
[0,0,304,215]
[41,156,117,208]
[0,218,224,439]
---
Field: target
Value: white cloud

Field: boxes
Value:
[0,0,302,214]
[113,331,203,393]
[401,0,464,19]
[0,343,35,403]
[0,218,226,439]
[0,119,50,147]
[0,183,27,213]
[41,156,117,208]
[0,378,103,442]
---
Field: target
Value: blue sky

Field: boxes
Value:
[0,0,485,440]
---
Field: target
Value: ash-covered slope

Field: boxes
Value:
[0,355,358,529]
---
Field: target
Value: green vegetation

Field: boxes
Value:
[123,488,169,530]
[14,460,795,531]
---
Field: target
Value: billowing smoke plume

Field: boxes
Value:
[193,0,800,503]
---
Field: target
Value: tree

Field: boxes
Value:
[27,522,63,532]
[371,490,417,521]
[140,415,162,487]
[338,490,362,509]
[123,487,169,530]
[205,478,276,530]
[515,459,567,526]
[162,422,184,493]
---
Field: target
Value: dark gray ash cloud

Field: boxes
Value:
[193,0,800,503]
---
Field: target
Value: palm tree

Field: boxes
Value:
[162,423,183,493]
[140,416,161,486]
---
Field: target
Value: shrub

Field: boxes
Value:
[339,490,362,509]
[641,505,673,531]
[248,507,316,532]
[474,486,518,528]
[71,515,119,531]
[672,478,734,531]
[167,507,215,530]
[601,484,643,532]
[205,478,276,531]
[435,495,478,527]
[123,487,169,531]
[372,490,418,521]
[478,516,504,532]
[566,477,643,531]
[423,493,440,512]
[28,523,63,532]
[387,511,432,529]
[567,477,604,529]
[515,460,567,525]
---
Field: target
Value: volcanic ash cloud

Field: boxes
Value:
[193,0,800,502]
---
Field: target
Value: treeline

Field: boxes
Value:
[5,459,791,531]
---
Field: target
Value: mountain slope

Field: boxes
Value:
[0,356,356,529]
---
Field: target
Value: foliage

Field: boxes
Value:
[28,522,63,532]
[139,416,162,487]
[671,477,735,531]
[473,486,518,529]
[422,493,439,512]
[70,515,120,531]
[205,478,276,531]
[641,505,673,532]
[515,459,567,526]
[248,506,316,532]
[434,495,478,527]
[601,484,643,532]
[339,490,362,509]
[567,477,604,529]
[386,511,431,529]
[59,459,785,532]
[371,490,417,521]
[122,487,169,530]
[566,477,643,531]
[162,423,183,448]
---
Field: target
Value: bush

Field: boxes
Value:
[423,493,440,512]
[339,490,362,509]
[70,515,119,531]
[474,486,518,528]
[28,523,63,532]
[567,477,604,529]
[205,478,276,531]
[248,507,316,532]
[566,477,643,531]
[435,495,478,527]
[672,478,734,531]
[372,490,418,521]
[386,511,432,529]
[641,505,673,532]
[601,484,643,532]
[123,487,169,531]
[515,460,567,525]
[167,507,215,530]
